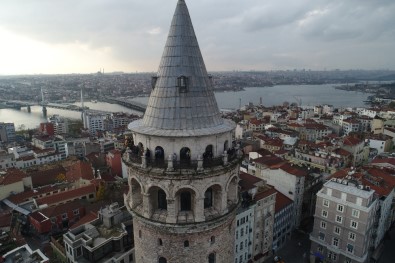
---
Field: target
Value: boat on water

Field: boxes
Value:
[91,100,97,103]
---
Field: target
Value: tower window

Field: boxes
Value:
[177,76,188,93]
[180,191,191,211]
[208,253,216,263]
[210,236,215,244]
[158,238,163,246]
[158,189,167,210]
[184,240,189,247]
[204,188,213,209]
[159,257,167,263]
[152,76,159,90]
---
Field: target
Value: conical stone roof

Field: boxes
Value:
[129,0,234,136]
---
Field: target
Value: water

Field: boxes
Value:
[0,84,368,130]
[132,84,368,109]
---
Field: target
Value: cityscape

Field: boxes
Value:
[1,1,395,263]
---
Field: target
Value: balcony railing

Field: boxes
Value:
[123,151,239,172]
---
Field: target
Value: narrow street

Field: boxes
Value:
[378,224,395,263]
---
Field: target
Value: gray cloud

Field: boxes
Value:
[0,0,395,73]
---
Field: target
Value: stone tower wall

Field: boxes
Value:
[133,211,236,263]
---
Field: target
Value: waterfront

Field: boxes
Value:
[0,84,368,130]
[132,84,369,109]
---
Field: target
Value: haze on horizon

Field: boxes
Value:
[1,0,394,75]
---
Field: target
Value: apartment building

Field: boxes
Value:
[63,203,134,263]
[310,179,378,263]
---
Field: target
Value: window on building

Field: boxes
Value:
[332,237,339,247]
[347,244,354,254]
[211,236,215,244]
[204,188,213,209]
[323,199,330,207]
[240,242,243,250]
[184,241,189,248]
[352,209,360,218]
[180,191,192,211]
[208,253,216,263]
[177,76,188,93]
[334,226,341,235]
[319,232,325,241]
[350,220,358,229]
[241,228,244,237]
[158,238,163,246]
[349,232,356,241]
[335,215,343,224]
[159,257,167,263]
[322,210,328,218]
[158,189,167,210]
[345,257,352,263]
[337,204,344,213]
[317,245,323,253]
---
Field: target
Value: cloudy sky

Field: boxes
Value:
[1,0,395,75]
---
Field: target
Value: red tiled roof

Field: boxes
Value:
[7,184,65,205]
[65,161,94,182]
[254,156,285,168]
[29,166,67,187]
[254,186,277,201]
[343,136,363,146]
[275,190,293,213]
[279,163,308,177]
[40,199,87,218]
[239,172,263,192]
[0,168,28,186]
[36,184,96,206]
[333,148,351,156]
[70,211,98,230]
[0,213,12,227]
[371,158,395,166]
[30,212,49,223]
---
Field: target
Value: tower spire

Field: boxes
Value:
[140,0,223,131]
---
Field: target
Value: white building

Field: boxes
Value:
[255,162,306,228]
[0,122,16,144]
[48,114,69,135]
[83,111,108,135]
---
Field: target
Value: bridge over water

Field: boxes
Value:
[0,97,146,115]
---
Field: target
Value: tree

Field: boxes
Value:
[96,183,106,201]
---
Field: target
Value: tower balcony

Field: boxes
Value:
[123,149,241,176]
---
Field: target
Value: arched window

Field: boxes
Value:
[159,257,167,263]
[224,140,229,152]
[180,191,192,211]
[155,146,165,162]
[184,240,189,247]
[139,230,142,238]
[158,189,167,210]
[180,147,191,164]
[204,145,213,159]
[208,253,216,263]
[158,238,163,246]
[204,188,213,209]
[138,142,144,156]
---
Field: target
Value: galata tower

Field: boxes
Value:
[124,1,240,262]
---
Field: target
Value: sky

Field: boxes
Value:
[1,0,395,75]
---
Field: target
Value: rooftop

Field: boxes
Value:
[2,244,49,263]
